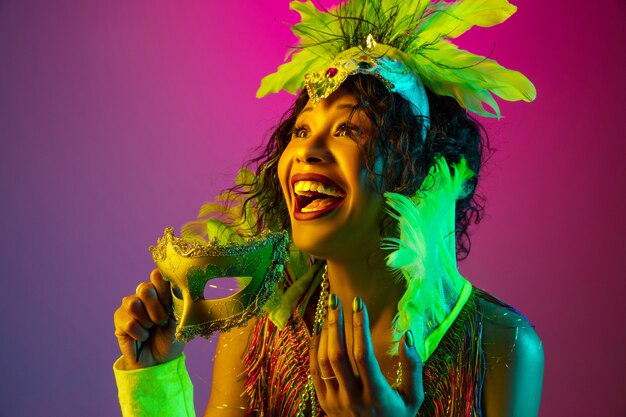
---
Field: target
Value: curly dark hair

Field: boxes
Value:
[238,74,489,260]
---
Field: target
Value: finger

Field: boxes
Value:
[309,322,327,399]
[398,330,424,411]
[114,326,141,364]
[136,282,169,326]
[351,296,385,394]
[326,294,356,394]
[121,294,153,329]
[114,306,150,342]
[150,269,172,312]
[317,317,338,390]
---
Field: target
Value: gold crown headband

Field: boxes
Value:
[257,0,535,122]
[304,34,431,136]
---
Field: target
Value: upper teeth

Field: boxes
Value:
[294,181,345,197]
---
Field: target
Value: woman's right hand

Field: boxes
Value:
[114,268,185,369]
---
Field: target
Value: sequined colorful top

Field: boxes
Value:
[243,288,489,417]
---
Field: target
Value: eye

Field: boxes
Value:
[336,123,362,139]
[291,124,310,139]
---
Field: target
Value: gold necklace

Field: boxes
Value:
[296,264,329,417]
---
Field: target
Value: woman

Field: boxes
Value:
[114,1,544,416]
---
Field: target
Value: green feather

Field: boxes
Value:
[411,39,535,117]
[419,0,516,42]
[257,49,320,97]
[383,157,474,356]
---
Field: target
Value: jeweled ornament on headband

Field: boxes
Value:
[149,227,289,342]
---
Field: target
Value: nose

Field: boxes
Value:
[295,132,332,164]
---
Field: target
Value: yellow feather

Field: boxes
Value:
[257,49,320,97]
[197,202,228,218]
[205,219,240,245]
[419,0,516,42]
[411,39,535,117]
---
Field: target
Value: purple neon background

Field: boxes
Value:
[1,0,625,415]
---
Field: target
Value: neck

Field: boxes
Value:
[325,250,405,326]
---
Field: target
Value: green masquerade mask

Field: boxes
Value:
[149,227,289,342]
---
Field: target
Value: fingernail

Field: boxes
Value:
[352,296,363,312]
[159,319,169,328]
[328,293,338,310]
[405,330,414,348]
[135,340,143,362]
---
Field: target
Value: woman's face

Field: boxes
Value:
[277,88,383,259]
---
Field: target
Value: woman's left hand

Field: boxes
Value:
[310,295,424,417]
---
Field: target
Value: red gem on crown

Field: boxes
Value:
[325,67,338,78]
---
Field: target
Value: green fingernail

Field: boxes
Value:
[314,321,323,336]
[352,296,363,312]
[405,330,415,348]
[328,293,338,310]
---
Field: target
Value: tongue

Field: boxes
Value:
[301,197,338,213]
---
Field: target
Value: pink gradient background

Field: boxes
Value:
[2,1,625,415]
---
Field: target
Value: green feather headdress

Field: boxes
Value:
[257,0,535,118]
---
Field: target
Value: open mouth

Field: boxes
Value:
[291,174,346,219]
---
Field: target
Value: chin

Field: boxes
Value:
[290,222,334,259]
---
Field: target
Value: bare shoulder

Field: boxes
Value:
[478,296,543,358]
[204,317,258,417]
[477,294,544,417]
